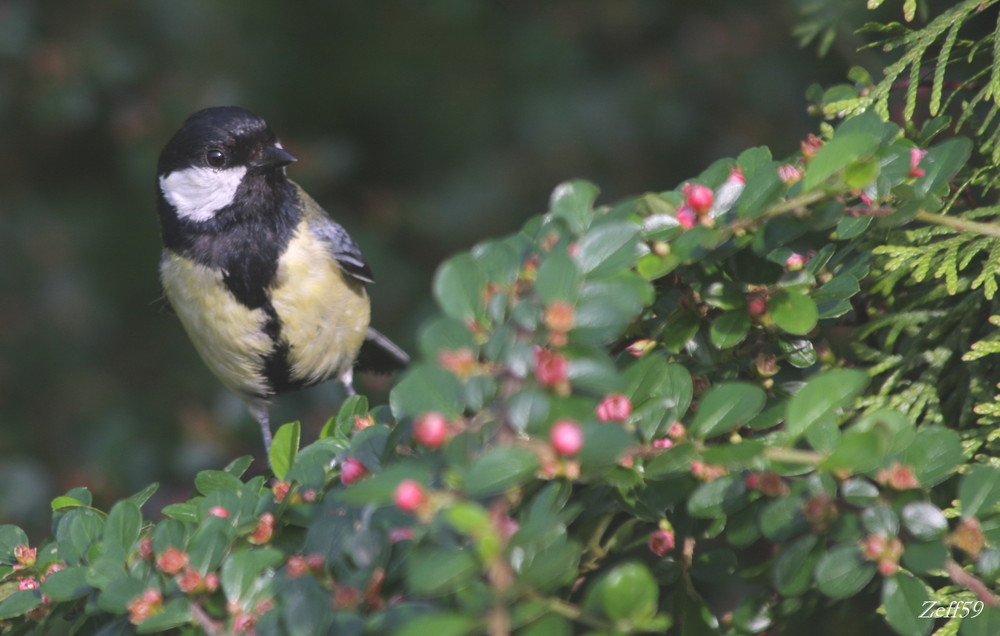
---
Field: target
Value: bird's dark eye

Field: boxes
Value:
[206,149,226,168]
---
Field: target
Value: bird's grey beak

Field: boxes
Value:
[252,145,297,169]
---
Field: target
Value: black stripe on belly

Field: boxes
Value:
[258,302,309,395]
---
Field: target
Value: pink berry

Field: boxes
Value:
[534,347,569,387]
[596,394,632,422]
[413,412,449,448]
[676,206,697,229]
[208,506,229,518]
[909,148,927,178]
[648,529,675,556]
[785,252,806,271]
[550,420,584,456]
[340,457,369,485]
[682,183,714,216]
[394,480,427,513]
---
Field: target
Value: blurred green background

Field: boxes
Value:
[0,1,870,533]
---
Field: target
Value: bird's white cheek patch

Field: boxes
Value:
[159,166,248,222]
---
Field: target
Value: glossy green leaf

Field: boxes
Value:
[575,221,639,275]
[104,500,142,551]
[221,548,284,604]
[536,250,582,303]
[0,590,42,620]
[774,534,820,595]
[801,132,880,192]
[917,137,972,196]
[785,369,867,442]
[548,179,599,235]
[861,505,899,537]
[135,598,192,634]
[821,429,884,473]
[40,566,90,602]
[433,252,486,321]
[269,421,301,481]
[464,448,540,498]
[958,465,1000,519]
[688,474,745,519]
[882,572,933,636]
[689,382,766,438]
[770,289,818,336]
[194,470,243,496]
[598,561,658,623]
[901,502,947,540]
[902,426,962,487]
[709,310,750,349]
[0,525,29,557]
[407,548,479,596]
[390,364,465,419]
[393,613,478,636]
[815,545,876,599]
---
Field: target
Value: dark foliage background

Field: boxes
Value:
[0,1,870,533]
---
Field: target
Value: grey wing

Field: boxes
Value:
[310,216,375,284]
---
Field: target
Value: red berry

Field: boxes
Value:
[340,457,369,485]
[208,506,229,518]
[394,480,427,513]
[550,420,584,456]
[413,412,449,448]
[682,183,714,216]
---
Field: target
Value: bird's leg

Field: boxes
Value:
[248,402,273,452]
[340,367,357,396]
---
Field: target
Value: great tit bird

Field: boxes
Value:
[155,106,408,451]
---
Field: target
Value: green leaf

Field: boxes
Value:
[785,369,868,442]
[774,535,820,595]
[574,221,639,275]
[548,179,599,235]
[958,465,1000,519]
[407,548,479,596]
[820,429,884,473]
[124,482,160,509]
[709,311,750,349]
[917,137,972,196]
[104,500,142,551]
[161,502,199,523]
[688,474,745,519]
[814,545,876,599]
[391,364,465,420]
[221,548,284,604]
[802,132,880,192]
[0,590,42,620]
[50,495,87,512]
[96,576,146,614]
[901,502,947,540]
[902,426,962,487]
[770,289,819,335]
[135,598,192,634]
[56,508,105,565]
[194,470,243,496]
[464,448,540,498]
[392,613,478,636]
[689,382,766,438]
[0,526,29,557]
[433,253,485,321]
[598,561,658,623]
[40,566,90,602]
[882,572,933,636]
[269,421,301,480]
[535,250,582,303]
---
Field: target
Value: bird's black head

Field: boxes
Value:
[157,106,298,230]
